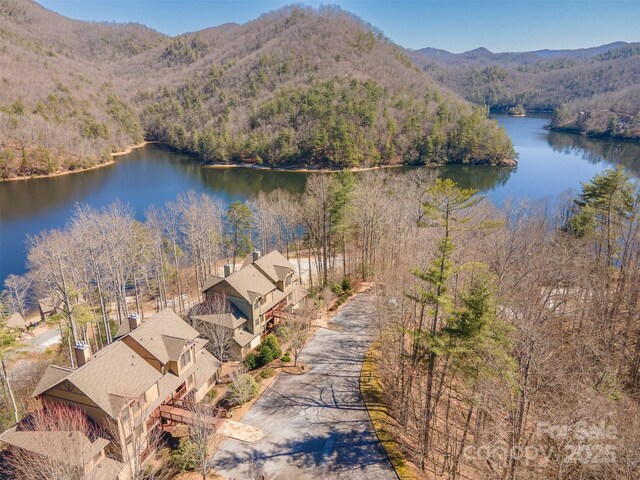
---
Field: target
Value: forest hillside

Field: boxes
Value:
[411,42,640,139]
[0,0,515,179]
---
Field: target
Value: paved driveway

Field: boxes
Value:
[23,328,61,352]
[212,292,397,479]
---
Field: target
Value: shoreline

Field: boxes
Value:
[203,162,409,173]
[1,141,152,183]
[1,140,517,182]
[205,161,516,172]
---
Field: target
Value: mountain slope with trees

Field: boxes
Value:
[410,42,640,140]
[0,0,515,180]
[0,0,165,178]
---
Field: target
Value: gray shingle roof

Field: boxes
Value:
[62,342,162,418]
[127,309,199,364]
[0,427,111,466]
[233,329,259,348]
[226,264,276,302]
[191,308,247,330]
[5,312,26,329]
[194,348,222,390]
[32,365,74,397]
[253,250,295,283]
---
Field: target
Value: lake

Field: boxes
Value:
[1,114,639,283]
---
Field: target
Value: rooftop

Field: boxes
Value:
[32,309,202,418]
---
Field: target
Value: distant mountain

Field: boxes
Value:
[533,42,630,59]
[410,41,640,139]
[0,1,515,180]
[414,42,634,66]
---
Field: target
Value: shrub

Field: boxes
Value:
[227,373,259,406]
[171,438,198,472]
[281,354,291,363]
[261,334,282,358]
[244,352,258,370]
[206,388,218,403]
[331,283,343,295]
[260,367,275,379]
[341,276,352,294]
[256,334,282,367]
[274,321,291,341]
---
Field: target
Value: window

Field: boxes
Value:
[121,410,130,428]
[180,348,192,369]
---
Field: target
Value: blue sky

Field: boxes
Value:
[39,1,640,53]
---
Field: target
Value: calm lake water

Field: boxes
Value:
[1,114,639,283]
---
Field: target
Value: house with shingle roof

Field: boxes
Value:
[4,312,28,331]
[1,309,221,479]
[194,249,303,359]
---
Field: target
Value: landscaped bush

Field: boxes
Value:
[260,367,275,379]
[170,437,198,472]
[281,354,291,363]
[256,334,282,367]
[244,352,258,370]
[227,373,259,406]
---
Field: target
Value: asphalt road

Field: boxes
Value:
[23,327,61,352]
[212,292,397,480]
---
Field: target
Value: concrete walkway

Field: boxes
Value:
[211,292,396,479]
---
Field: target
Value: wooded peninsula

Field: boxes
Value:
[0,1,518,180]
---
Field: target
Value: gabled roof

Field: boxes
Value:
[32,309,205,419]
[38,296,63,314]
[202,275,225,292]
[32,365,74,397]
[162,335,190,362]
[5,312,26,329]
[202,250,297,306]
[71,342,161,417]
[0,427,110,466]
[191,305,247,330]
[233,329,259,348]
[33,342,162,419]
[126,309,199,364]
[253,250,295,283]
[194,348,222,390]
[223,264,276,303]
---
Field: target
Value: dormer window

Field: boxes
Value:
[179,347,192,369]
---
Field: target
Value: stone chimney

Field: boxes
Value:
[74,341,92,367]
[128,312,141,331]
[252,250,261,262]
[224,263,231,278]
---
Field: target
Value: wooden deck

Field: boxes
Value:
[158,404,262,442]
[158,404,225,430]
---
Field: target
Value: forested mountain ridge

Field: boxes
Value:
[410,42,640,139]
[0,0,165,178]
[0,1,515,180]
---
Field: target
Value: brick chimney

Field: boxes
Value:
[128,312,141,331]
[74,341,92,367]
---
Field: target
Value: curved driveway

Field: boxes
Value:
[212,292,397,479]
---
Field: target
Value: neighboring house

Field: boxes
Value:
[5,312,28,331]
[37,296,63,323]
[0,309,221,479]
[193,250,304,359]
[0,426,123,479]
